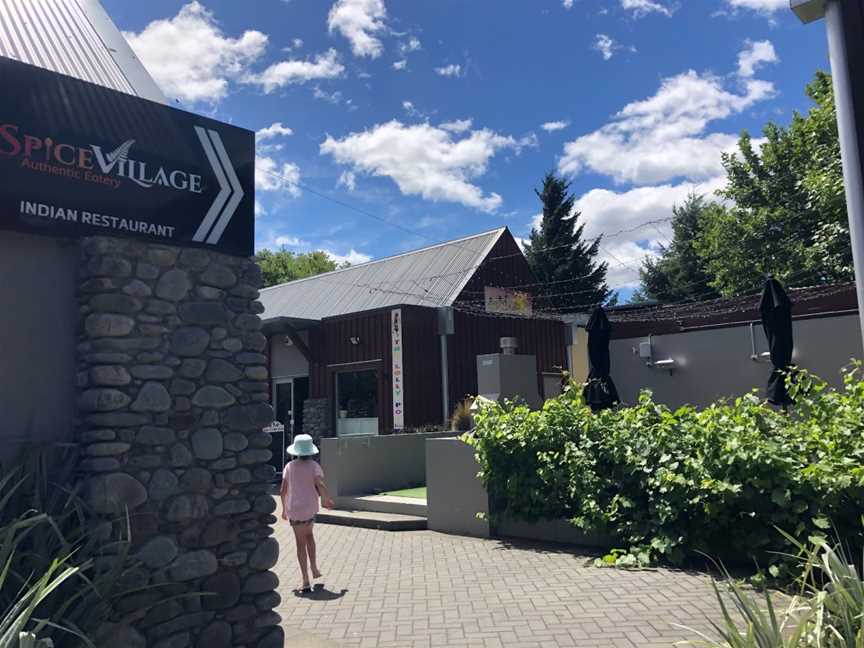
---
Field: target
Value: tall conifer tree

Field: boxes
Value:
[637,194,720,302]
[523,173,610,311]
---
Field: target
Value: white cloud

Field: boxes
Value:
[275,235,308,248]
[435,64,463,78]
[541,120,570,132]
[399,37,422,55]
[256,122,294,142]
[417,215,445,228]
[553,42,782,288]
[594,34,636,60]
[563,0,575,8]
[256,122,293,154]
[571,176,726,287]
[338,170,357,191]
[724,0,786,13]
[124,1,267,104]
[738,40,778,78]
[620,0,675,17]
[282,37,305,52]
[326,249,372,265]
[256,156,301,197]
[517,132,540,149]
[244,49,344,92]
[321,120,528,212]
[401,100,433,120]
[393,60,408,70]
[558,44,778,185]
[255,199,266,217]
[327,0,388,59]
[313,86,344,104]
[440,119,473,133]
[260,234,368,264]
[594,34,616,60]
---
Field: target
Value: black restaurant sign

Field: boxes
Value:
[0,56,255,257]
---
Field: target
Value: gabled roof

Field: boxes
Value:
[260,228,509,322]
[0,0,166,103]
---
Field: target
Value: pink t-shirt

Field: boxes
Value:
[282,459,324,521]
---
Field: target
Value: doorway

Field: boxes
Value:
[270,376,310,475]
[273,379,293,436]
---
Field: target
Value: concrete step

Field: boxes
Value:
[335,494,428,517]
[317,508,427,531]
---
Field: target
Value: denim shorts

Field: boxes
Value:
[290,516,315,527]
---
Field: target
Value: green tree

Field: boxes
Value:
[696,71,851,295]
[637,194,721,302]
[255,249,339,288]
[523,172,610,311]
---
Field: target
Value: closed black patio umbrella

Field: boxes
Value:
[582,306,620,412]
[759,278,794,406]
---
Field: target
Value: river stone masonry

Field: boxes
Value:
[301,398,330,441]
[75,237,283,648]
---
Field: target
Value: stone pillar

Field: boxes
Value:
[76,236,282,648]
[301,397,331,440]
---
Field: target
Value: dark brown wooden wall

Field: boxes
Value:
[456,231,538,307]
[303,229,566,432]
[448,229,566,410]
[308,308,393,434]
[307,305,441,434]
[446,310,567,414]
[401,306,444,430]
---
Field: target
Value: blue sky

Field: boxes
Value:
[103,0,831,301]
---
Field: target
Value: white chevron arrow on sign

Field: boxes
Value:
[193,126,245,245]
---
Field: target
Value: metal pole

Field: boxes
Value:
[440,333,450,425]
[824,0,864,347]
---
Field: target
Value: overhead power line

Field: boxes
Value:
[257,167,847,323]
[259,165,671,284]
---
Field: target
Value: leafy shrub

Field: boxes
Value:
[465,368,864,571]
[0,447,151,647]
[682,530,864,646]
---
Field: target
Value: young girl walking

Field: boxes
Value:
[280,434,334,592]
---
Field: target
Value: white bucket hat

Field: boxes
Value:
[287,434,318,457]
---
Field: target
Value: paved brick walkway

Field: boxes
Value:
[273,522,727,648]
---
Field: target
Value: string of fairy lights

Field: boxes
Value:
[259,167,852,324]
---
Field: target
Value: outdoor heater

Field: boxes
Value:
[638,336,677,374]
[792,0,864,346]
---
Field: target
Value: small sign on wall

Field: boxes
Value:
[484,286,533,316]
[391,309,405,430]
[263,421,285,435]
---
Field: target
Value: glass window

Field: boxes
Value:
[336,370,378,419]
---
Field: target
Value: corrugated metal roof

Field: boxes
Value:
[260,228,507,321]
[0,0,166,103]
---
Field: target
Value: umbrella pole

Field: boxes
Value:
[826,1,864,349]
[794,1,864,347]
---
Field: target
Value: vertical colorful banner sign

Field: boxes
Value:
[391,309,405,430]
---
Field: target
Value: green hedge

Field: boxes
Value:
[466,369,864,570]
